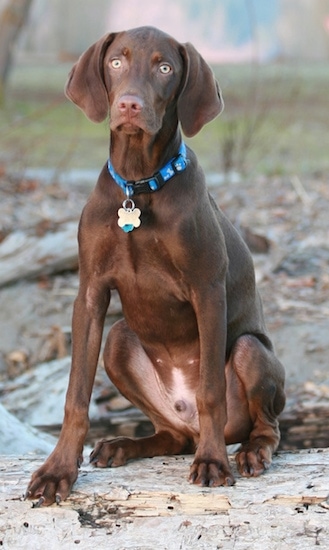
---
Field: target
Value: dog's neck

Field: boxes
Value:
[108,141,188,201]
[109,128,182,182]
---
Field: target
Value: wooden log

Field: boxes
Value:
[0,222,78,287]
[279,385,329,449]
[0,450,328,548]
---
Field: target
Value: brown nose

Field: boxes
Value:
[118,95,143,116]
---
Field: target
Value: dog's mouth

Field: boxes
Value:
[110,111,160,136]
[110,113,144,133]
[116,121,144,135]
[111,119,161,137]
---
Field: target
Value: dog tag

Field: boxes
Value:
[118,199,141,233]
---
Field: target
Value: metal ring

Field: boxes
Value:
[122,198,135,211]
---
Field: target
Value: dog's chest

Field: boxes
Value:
[113,232,189,295]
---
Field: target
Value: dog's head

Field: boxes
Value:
[65,26,223,138]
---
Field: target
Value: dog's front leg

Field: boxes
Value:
[25,282,111,506]
[189,282,235,487]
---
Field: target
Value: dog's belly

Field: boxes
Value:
[154,363,200,435]
[152,362,252,443]
[145,355,253,444]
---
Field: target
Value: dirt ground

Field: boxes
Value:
[0,166,328,442]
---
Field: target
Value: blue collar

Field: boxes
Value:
[107,142,188,198]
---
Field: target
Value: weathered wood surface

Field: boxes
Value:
[0,222,78,287]
[1,450,328,549]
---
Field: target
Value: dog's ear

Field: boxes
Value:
[65,33,117,123]
[177,43,224,137]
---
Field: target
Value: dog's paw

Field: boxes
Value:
[189,459,235,487]
[235,441,272,477]
[25,455,80,506]
[90,437,135,468]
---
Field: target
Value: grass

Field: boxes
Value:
[1,59,329,177]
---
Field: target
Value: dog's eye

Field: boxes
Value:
[159,63,172,74]
[111,59,122,69]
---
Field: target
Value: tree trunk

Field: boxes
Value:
[0,0,33,100]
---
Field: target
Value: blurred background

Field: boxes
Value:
[1,0,329,174]
[0,0,328,454]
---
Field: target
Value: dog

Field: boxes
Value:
[26,26,285,506]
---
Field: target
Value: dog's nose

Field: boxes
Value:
[118,95,143,116]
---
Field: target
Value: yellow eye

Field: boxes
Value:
[111,59,122,69]
[159,63,172,74]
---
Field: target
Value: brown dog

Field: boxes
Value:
[26,26,285,506]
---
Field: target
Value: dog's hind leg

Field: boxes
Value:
[228,334,285,477]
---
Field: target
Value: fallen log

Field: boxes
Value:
[0,450,328,548]
[280,401,329,449]
[0,222,78,287]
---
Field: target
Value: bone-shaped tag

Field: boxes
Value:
[118,201,141,233]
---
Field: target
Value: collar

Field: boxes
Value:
[107,142,188,198]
